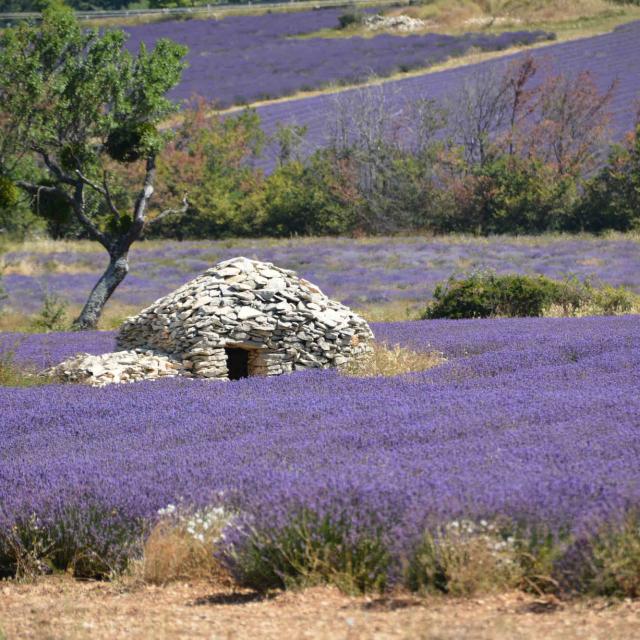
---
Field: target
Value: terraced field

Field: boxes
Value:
[254,20,640,169]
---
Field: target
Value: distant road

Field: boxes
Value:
[0,0,403,23]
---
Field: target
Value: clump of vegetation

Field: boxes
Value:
[422,272,638,320]
[28,293,70,333]
[140,505,230,585]
[338,6,365,29]
[343,342,444,377]
[225,511,390,594]
[407,519,522,596]
[0,349,51,387]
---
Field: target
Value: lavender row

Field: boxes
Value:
[123,9,552,108]
[4,236,640,313]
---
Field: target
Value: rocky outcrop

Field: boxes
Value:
[51,257,374,386]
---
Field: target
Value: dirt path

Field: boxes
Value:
[1,577,640,640]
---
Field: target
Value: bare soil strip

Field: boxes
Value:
[1,577,639,640]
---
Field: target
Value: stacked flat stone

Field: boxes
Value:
[46,350,184,387]
[116,256,374,380]
[48,257,373,386]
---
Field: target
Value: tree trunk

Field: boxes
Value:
[73,253,129,330]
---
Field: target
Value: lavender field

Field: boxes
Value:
[2,315,639,588]
[254,20,640,169]
[123,9,552,108]
[3,236,640,318]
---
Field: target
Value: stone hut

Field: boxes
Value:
[41,256,369,386]
[116,257,373,380]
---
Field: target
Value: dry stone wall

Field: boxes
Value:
[50,257,374,386]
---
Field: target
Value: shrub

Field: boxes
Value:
[140,505,230,585]
[435,155,578,235]
[0,175,19,209]
[586,512,640,597]
[422,272,639,320]
[0,504,145,579]
[224,511,390,594]
[407,520,522,596]
[29,293,69,333]
[423,272,563,319]
[338,8,365,29]
[573,125,640,232]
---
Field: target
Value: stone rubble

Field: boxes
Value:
[49,257,374,386]
[364,14,426,33]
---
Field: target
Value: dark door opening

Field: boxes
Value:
[225,347,249,380]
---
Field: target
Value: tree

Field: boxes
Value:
[575,119,640,231]
[0,3,188,329]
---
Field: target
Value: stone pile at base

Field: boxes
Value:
[49,257,374,386]
[46,350,184,386]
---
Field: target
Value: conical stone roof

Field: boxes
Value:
[116,256,374,378]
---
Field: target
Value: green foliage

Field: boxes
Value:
[338,7,365,29]
[106,122,160,164]
[260,157,354,237]
[0,507,145,580]
[0,2,187,239]
[29,292,69,332]
[513,525,567,595]
[228,511,390,594]
[586,512,640,597]
[422,272,637,320]
[574,125,640,232]
[438,155,578,235]
[0,347,52,388]
[424,272,563,319]
[0,176,19,209]
[30,181,78,238]
[407,522,522,596]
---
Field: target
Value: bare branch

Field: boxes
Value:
[102,171,120,219]
[32,147,76,185]
[15,180,67,199]
[71,181,111,250]
[75,169,107,196]
[145,194,189,228]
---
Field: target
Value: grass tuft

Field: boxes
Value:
[343,342,445,377]
[139,506,231,586]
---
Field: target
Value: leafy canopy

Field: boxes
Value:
[0,2,187,185]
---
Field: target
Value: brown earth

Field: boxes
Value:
[1,577,640,640]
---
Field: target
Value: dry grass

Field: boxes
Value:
[0,300,139,332]
[137,520,229,587]
[343,342,445,378]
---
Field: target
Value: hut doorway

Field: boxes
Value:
[225,347,249,380]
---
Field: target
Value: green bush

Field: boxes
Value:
[438,156,578,235]
[423,272,563,319]
[227,511,390,594]
[573,126,640,232]
[338,8,365,29]
[29,293,69,333]
[422,272,637,320]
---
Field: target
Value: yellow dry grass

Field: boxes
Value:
[343,342,445,377]
[137,520,230,587]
